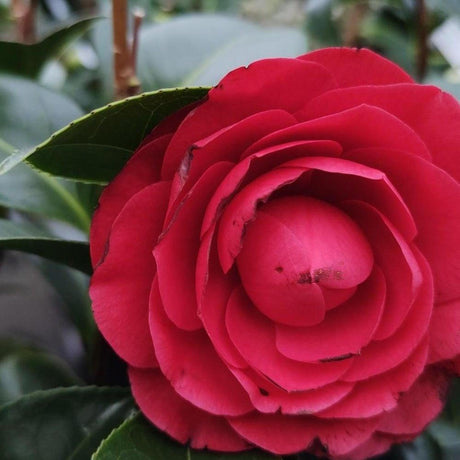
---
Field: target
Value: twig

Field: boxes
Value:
[112,0,142,100]
[416,0,428,81]
[11,0,37,43]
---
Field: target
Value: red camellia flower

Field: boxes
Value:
[90,48,460,459]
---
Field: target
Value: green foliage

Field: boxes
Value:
[0,386,135,460]
[0,343,82,406]
[4,87,209,183]
[93,412,280,460]
[0,218,91,273]
[0,18,101,78]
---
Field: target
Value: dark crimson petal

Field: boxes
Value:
[377,367,450,436]
[196,227,248,369]
[228,411,379,456]
[90,134,171,266]
[202,139,342,239]
[275,267,385,362]
[428,299,460,364]
[298,84,460,182]
[154,162,233,331]
[148,278,253,416]
[230,367,354,415]
[341,243,433,382]
[161,59,337,178]
[167,109,296,215]
[243,104,430,161]
[225,286,353,392]
[346,148,460,305]
[90,182,170,368]
[342,200,422,341]
[129,367,249,451]
[299,47,413,87]
[317,338,428,418]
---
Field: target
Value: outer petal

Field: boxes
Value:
[299,84,460,182]
[154,162,233,331]
[299,47,413,87]
[428,299,460,364]
[149,278,253,416]
[90,134,171,266]
[129,367,249,451]
[90,182,170,368]
[377,367,450,436]
[229,411,379,456]
[161,58,337,178]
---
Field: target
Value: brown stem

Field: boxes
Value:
[11,0,37,43]
[112,0,141,100]
[131,8,145,74]
[341,1,368,47]
[416,0,428,81]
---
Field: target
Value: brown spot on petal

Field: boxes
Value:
[320,352,356,362]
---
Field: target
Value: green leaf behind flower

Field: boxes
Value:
[92,412,280,460]
[0,343,82,406]
[0,219,91,273]
[0,386,135,460]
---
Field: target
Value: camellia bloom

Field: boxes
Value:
[90,48,460,459]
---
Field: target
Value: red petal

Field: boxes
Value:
[377,367,450,435]
[299,83,460,182]
[161,58,337,178]
[90,182,170,368]
[428,299,460,364]
[343,200,423,341]
[335,434,394,460]
[229,411,378,456]
[346,148,460,304]
[243,104,430,161]
[90,134,170,266]
[318,338,428,418]
[231,367,354,415]
[202,139,342,238]
[154,162,233,331]
[342,246,433,382]
[196,228,248,368]
[300,47,413,87]
[129,367,249,451]
[149,278,252,416]
[275,267,385,362]
[225,286,353,392]
[167,109,296,214]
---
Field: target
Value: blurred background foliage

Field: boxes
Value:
[0,1,459,459]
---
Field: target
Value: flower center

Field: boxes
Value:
[236,196,374,327]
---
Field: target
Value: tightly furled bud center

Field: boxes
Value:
[236,196,374,327]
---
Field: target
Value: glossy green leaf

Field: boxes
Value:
[2,87,209,183]
[92,412,279,460]
[0,219,91,273]
[0,345,82,406]
[0,18,101,78]
[0,386,135,460]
